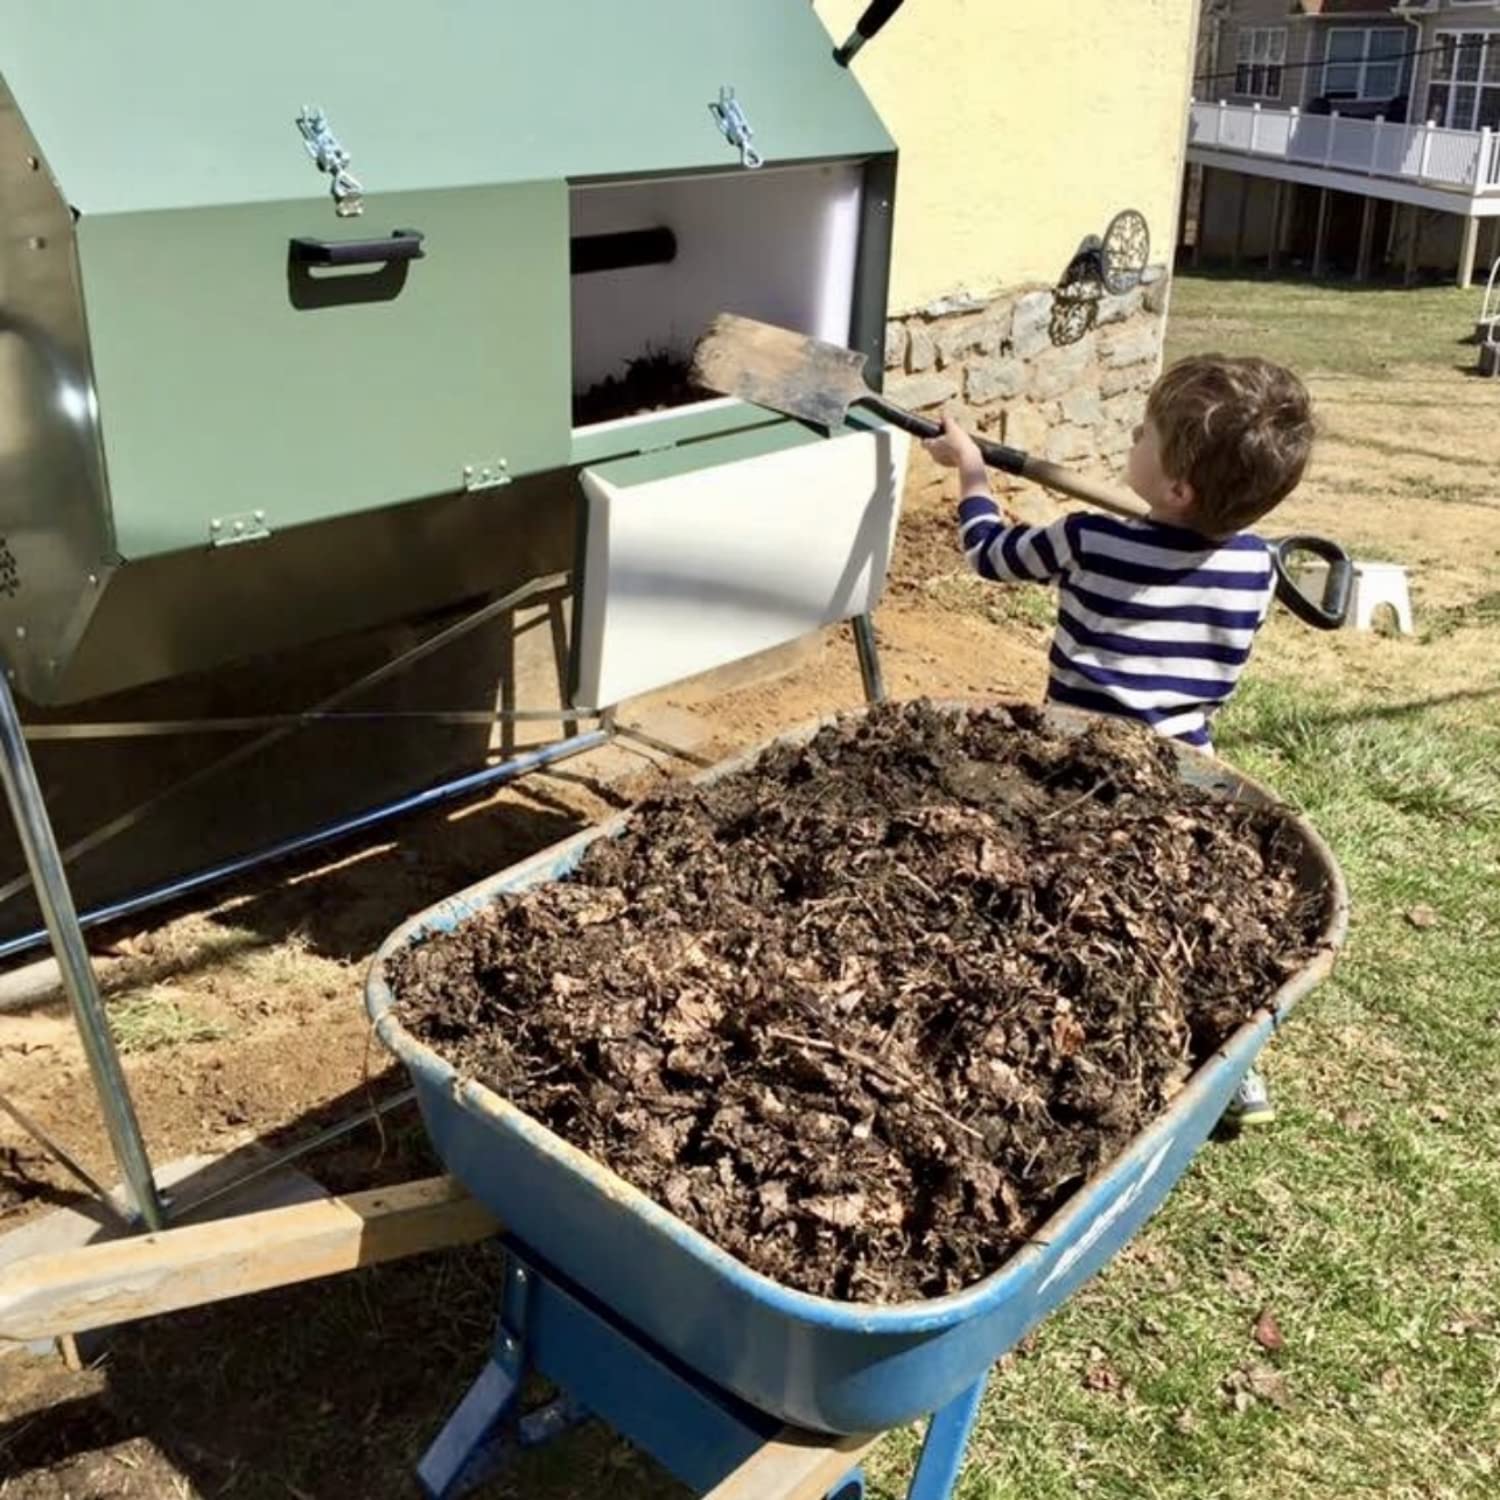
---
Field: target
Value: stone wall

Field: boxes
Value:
[882,271,1172,504]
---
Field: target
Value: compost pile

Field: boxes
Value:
[392,703,1330,1302]
[573,350,709,426]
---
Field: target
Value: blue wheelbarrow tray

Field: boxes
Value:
[366,703,1347,1437]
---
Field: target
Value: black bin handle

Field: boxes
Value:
[1270,534,1354,631]
[290,229,426,267]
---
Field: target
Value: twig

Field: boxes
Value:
[1040,776,1116,825]
[895,866,944,904]
[766,1028,984,1142]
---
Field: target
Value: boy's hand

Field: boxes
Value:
[924,412,984,472]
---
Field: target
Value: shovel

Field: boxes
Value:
[692,313,1147,520]
[690,314,1353,630]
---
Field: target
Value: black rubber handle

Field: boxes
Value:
[571,227,677,276]
[834,0,908,64]
[290,229,426,267]
[853,0,907,40]
[1270,534,1354,630]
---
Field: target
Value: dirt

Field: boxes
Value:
[391,702,1328,1303]
[573,351,710,427]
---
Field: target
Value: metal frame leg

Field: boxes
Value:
[0,669,164,1229]
[851,613,885,705]
[905,1376,988,1500]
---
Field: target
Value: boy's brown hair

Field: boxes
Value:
[1146,354,1315,535]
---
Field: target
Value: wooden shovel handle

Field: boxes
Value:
[858,395,1147,521]
[1011,454,1146,520]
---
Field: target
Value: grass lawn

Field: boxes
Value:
[1160,272,1480,381]
[866,275,1500,1499]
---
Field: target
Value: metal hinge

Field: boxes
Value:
[710,87,763,170]
[296,107,365,218]
[209,511,271,547]
[464,460,512,493]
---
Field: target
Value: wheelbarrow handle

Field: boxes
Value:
[1270,535,1354,631]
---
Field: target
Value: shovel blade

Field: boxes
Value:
[690,314,871,432]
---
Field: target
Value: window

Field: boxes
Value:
[1322,28,1407,102]
[1235,27,1286,99]
[1426,31,1500,131]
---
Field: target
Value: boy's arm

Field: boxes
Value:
[926,412,1073,586]
[958,489,1075,585]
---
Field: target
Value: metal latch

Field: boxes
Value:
[464,460,511,493]
[296,107,365,218]
[209,511,271,548]
[710,87,763,170]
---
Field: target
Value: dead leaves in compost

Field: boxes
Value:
[394,703,1329,1302]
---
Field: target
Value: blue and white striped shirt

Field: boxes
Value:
[958,495,1276,750]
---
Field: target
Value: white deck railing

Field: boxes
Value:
[1189,100,1500,198]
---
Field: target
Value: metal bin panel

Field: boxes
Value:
[76,182,571,559]
[0,2,894,214]
[573,422,909,707]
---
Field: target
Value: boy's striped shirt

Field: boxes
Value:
[957,495,1276,750]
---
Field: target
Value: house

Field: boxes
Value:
[813,0,1198,475]
[1185,1,1500,284]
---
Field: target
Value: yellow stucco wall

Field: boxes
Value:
[814,0,1200,312]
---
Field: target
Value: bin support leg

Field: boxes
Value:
[905,1375,988,1500]
[852,614,885,704]
[0,669,164,1230]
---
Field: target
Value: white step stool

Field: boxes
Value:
[1295,559,1413,634]
[1349,561,1413,635]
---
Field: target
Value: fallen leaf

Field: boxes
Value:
[1224,1363,1291,1412]
[802,1192,867,1229]
[1174,1408,1199,1435]
[1225,1268,1257,1298]
[1442,1312,1489,1338]
[1427,1103,1452,1124]
[1253,1307,1286,1353]
[1082,1349,1123,1394]
[1379,1366,1404,1395]
[1245,1363,1292,1410]
[1404,904,1440,930]
[1051,1013,1087,1057]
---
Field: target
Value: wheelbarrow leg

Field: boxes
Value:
[417,1353,522,1499]
[904,1375,988,1500]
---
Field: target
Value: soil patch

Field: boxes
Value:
[573,351,709,427]
[391,703,1331,1303]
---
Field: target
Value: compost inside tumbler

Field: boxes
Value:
[572,349,711,426]
[392,703,1329,1303]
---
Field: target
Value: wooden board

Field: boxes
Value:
[0,1175,496,1344]
[704,1428,884,1500]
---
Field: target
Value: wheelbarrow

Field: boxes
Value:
[366,703,1348,1500]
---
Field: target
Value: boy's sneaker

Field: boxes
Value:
[1224,1067,1275,1129]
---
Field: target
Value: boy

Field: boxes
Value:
[924,353,1316,1126]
